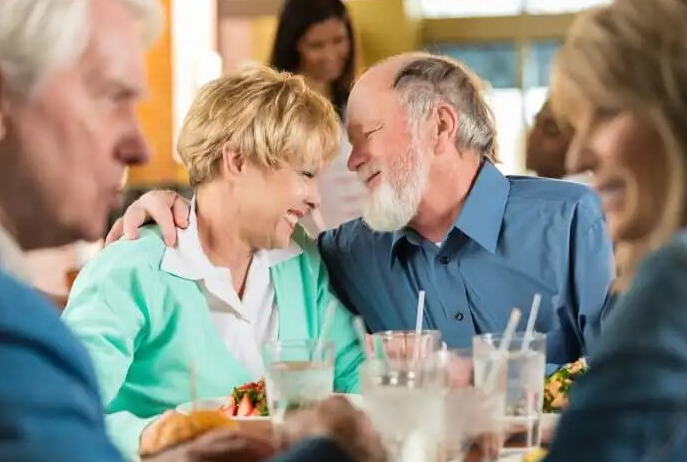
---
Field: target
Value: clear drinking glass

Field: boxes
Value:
[361,358,443,462]
[261,339,334,423]
[370,330,442,363]
[429,349,504,462]
[473,332,546,456]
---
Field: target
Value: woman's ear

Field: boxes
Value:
[220,143,244,178]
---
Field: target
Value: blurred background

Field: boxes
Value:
[28,0,610,296]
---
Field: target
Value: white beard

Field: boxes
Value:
[362,143,429,232]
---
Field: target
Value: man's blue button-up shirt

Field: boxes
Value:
[318,161,615,366]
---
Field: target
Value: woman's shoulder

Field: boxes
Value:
[637,230,687,280]
[78,226,168,279]
[608,231,687,332]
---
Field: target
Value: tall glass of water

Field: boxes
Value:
[430,349,504,462]
[473,332,546,456]
[261,339,334,423]
[361,358,443,462]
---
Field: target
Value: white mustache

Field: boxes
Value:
[357,165,381,183]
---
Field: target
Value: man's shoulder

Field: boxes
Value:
[506,175,603,221]
[319,218,393,255]
[0,268,94,380]
[0,269,63,336]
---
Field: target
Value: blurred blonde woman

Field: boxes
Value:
[541,0,687,460]
[62,66,365,459]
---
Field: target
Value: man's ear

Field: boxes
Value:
[220,143,244,178]
[434,102,459,155]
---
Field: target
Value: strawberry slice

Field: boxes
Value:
[222,395,237,416]
[236,393,254,417]
[250,408,261,416]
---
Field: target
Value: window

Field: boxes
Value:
[431,40,561,174]
[420,0,611,17]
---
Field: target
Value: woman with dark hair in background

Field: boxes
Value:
[270,0,365,232]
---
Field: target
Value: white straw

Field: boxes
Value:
[413,290,426,361]
[314,300,337,359]
[485,308,521,391]
[353,316,372,358]
[520,293,541,353]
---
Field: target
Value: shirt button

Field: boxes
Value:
[439,255,451,264]
[454,312,464,321]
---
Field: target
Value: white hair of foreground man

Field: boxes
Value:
[0,0,162,97]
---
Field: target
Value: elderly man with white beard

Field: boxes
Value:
[108,53,615,368]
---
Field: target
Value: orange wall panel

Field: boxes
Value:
[128,0,179,186]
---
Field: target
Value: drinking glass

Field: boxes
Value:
[369,329,442,363]
[261,339,334,423]
[361,357,443,462]
[429,349,504,462]
[473,332,546,456]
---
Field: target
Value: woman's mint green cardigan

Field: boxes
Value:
[62,226,364,459]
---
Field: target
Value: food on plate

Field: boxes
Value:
[522,447,548,462]
[220,379,269,417]
[543,357,589,413]
[139,410,237,456]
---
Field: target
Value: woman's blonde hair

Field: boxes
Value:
[177,65,341,187]
[551,0,687,290]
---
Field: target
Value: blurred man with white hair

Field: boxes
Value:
[0,1,274,461]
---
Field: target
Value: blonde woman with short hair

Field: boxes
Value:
[541,0,687,460]
[61,66,364,459]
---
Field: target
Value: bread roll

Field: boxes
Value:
[139,410,238,456]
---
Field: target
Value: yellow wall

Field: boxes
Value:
[130,0,422,186]
[243,0,421,71]
[346,0,421,70]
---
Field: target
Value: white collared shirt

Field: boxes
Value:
[0,222,32,283]
[160,199,302,379]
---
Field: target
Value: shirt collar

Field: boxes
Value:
[390,161,510,261]
[454,161,510,254]
[0,222,32,283]
[161,197,303,281]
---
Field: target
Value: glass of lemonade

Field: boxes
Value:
[473,332,546,456]
[370,330,442,363]
[361,357,444,462]
[261,339,334,423]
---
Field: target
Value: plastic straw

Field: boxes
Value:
[413,290,426,361]
[485,308,521,391]
[520,293,541,353]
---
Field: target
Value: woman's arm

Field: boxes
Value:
[544,239,687,462]
[314,253,365,394]
[62,236,163,459]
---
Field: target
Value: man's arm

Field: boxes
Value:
[0,286,123,462]
[268,438,354,462]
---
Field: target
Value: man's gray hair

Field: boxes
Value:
[392,54,499,162]
[0,0,163,97]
